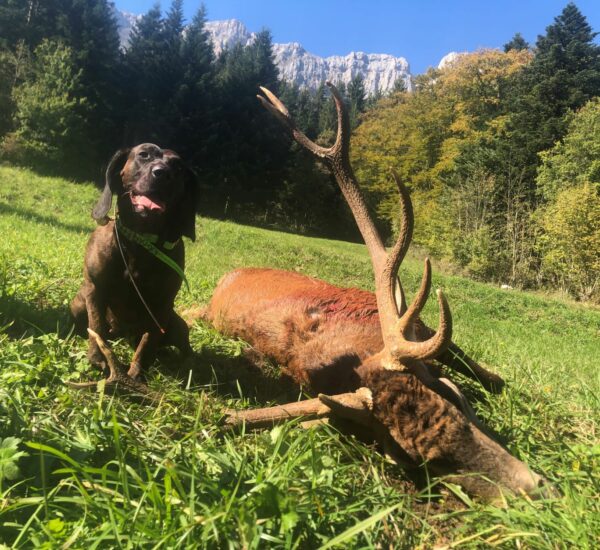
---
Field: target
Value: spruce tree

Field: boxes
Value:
[62,0,122,166]
[503,32,529,52]
[123,4,162,142]
[391,77,407,94]
[507,2,600,195]
[0,0,64,49]
[348,74,366,127]
[123,2,186,145]
[175,4,215,165]
[210,28,289,216]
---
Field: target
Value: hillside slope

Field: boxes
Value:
[0,166,598,547]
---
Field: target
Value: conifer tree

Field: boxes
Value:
[175,4,215,165]
[348,74,366,127]
[123,1,186,145]
[0,0,64,49]
[507,2,600,190]
[0,0,122,171]
[503,32,529,52]
[62,0,122,164]
[209,29,289,215]
[391,77,407,94]
[3,40,88,170]
[122,4,163,142]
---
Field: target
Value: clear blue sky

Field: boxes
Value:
[114,0,600,74]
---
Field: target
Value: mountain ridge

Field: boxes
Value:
[115,11,412,95]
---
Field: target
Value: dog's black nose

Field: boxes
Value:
[152,166,165,178]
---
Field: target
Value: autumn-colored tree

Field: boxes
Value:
[538,183,600,300]
[537,98,600,200]
[536,98,600,301]
[352,49,532,264]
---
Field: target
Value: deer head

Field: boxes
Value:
[244,82,552,500]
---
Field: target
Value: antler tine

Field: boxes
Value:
[402,258,432,330]
[378,175,452,361]
[225,389,374,429]
[325,81,351,159]
[258,84,387,269]
[401,289,453,360]
[131,332,150,364]
[88,328,122,377]
[395,277,407,315]
[258,86,290,117]
[257,88,330,159]
[379,173,414,326]
[225,396,330,429]
[393,263,453,361]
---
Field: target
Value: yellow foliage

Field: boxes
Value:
[538,182,600,300]
[351,49,531,251]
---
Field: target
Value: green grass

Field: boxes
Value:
[0,165,599,548]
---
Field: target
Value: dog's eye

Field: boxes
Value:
[138,151,149,159]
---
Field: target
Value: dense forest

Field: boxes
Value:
[0,1,598,301]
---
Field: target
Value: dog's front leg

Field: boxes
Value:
[84,283,111,373]
[163,312,193,357]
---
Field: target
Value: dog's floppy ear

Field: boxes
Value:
[178,165,198,242]
[92,148,130,224]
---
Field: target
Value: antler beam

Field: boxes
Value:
[258,82,452,368]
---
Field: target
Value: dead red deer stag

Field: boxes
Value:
[197,82,550,500]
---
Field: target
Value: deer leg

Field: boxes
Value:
[438,342,505,393]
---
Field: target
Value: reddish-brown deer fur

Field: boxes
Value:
[197,83,550,500]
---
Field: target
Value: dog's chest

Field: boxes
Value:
[106,245,183,318]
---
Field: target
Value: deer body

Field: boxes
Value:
[200,82,551,500]
[205,266,547,499]
[207,267,501,395]
[207,267,381,394]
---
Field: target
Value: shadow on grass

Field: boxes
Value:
[0,201,90,234]
[158,344,302,405]
[0,295,72,338]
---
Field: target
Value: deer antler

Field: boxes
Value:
[258,83,452,368]
[66,329,160,399]
[225,388,375,429]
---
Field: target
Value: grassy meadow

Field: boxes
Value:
[0,165,599,548]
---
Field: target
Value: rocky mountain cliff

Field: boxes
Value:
[205,20,412,94]
[115,11,412,95]
[114,10,141,46]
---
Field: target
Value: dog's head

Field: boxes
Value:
[93,143,197,241]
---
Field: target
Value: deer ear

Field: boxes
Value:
[92,148,130,224]
[318,388,373,425]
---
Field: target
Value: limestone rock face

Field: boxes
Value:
[205,19,256,55]
[437,51,466,70]
[113,9,141,48]
[271,41,412,94]
[116,13,413,94]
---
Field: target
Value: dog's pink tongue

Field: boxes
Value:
[131,194,165,212]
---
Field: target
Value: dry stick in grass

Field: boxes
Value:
[66,329,161,399]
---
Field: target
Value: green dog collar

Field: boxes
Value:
[115,217,190,291]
